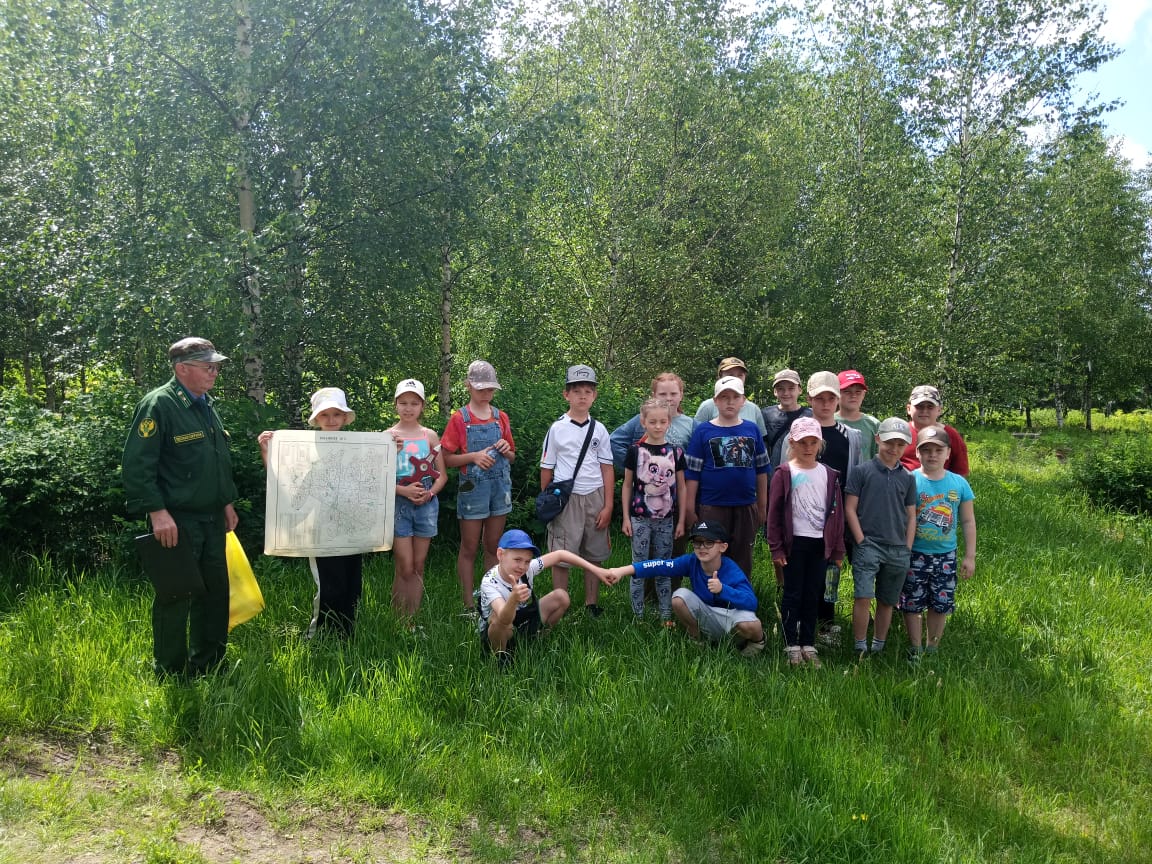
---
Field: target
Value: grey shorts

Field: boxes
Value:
[673,588,760,642]
[852,538,910,606]
[547,487,612,562]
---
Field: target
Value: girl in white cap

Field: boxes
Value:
[388,379,447,623]
[258,387,363,639]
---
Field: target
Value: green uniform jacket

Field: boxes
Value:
[122,377,238,516]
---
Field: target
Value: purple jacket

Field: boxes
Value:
[766,462,846,563]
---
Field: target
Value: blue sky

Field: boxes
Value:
[1078,0,1152,168]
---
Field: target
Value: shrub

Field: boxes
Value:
[0,386,137,563]
[0,377,649,565]
[1070,434,1152,514]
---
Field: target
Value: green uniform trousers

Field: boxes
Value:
[152,512,229,676]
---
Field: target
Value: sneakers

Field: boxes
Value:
[661,619,677,630]
[584,604,604,619]
[907,647,923,667]
[786,646,804,666]
[800,646,822,668]
[739,637,766,658]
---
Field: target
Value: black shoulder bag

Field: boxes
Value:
[534,420,596,524]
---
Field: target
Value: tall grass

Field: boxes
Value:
[2,428,1151,862]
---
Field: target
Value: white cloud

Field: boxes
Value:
[1113,134,1151,169]
[1100,0,1152,46]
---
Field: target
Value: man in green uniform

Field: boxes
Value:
[123,337,240,677]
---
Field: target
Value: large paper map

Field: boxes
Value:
[264,431,396,556]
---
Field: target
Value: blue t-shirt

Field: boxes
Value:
[684,420,771,507]
[912,470,974,554]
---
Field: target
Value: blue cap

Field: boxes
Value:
[497,529,540,556]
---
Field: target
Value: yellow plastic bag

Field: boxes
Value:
[226,531,264,631]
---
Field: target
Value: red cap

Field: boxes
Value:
[838,370,867,390]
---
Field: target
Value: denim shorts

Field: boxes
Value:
[851,538,910,606]
[395,495,439,538]
[456,473,513,520]
[900,550,957,614]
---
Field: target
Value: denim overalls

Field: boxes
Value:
[456,406,513,519]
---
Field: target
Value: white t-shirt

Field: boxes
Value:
[478,558,544,628]
[789,463,827,539]
[539,415,613,495]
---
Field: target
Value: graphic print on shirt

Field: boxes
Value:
[636,447,676,519]
[708,435,755,469]
[916,489,960,542]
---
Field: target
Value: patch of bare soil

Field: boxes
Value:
[0,735,472,863]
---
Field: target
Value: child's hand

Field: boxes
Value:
[621,517,633,537]
[473,449,496,470]
[510,581,531,604]
[595,506,612,531]
[674,521,685,539]
[595,566,618,586]
[402,484,430,504]
[257,430,273,453]
[707,571,722,595]
[772,554,787,568]
[960,555,975,579]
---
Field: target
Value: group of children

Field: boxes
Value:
[258,357,975,668]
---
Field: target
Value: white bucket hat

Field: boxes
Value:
[308,387,355,426]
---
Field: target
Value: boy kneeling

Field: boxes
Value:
[608,521,766,657]
[479,529,616,660]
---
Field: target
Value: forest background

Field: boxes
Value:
[2,0,1152,561]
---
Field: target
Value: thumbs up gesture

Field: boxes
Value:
[707,571,722,595]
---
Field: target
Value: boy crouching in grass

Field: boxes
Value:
[478,530,617,664]
[607,521,766,657]
[901,425,976,664]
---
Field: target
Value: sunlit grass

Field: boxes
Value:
[2,428,1151,861]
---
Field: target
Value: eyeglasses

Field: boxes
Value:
[692,539,719,549]
[181,362,221,374]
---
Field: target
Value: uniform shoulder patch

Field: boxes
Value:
[138,418,157,438]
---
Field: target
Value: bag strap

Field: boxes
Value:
[569,418,596,481]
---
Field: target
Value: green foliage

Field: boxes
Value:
[1070,434,1152,514]
[0,385,136,563]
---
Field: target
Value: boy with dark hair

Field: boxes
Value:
[607,521,766,656]
[762,368,813,469]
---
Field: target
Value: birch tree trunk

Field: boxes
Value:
[234,0,265,403]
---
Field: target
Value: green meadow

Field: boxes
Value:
[2,429,1150,863]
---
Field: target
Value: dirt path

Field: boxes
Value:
[1,735,466,863]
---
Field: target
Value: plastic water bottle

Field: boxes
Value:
[823,563,840,604]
